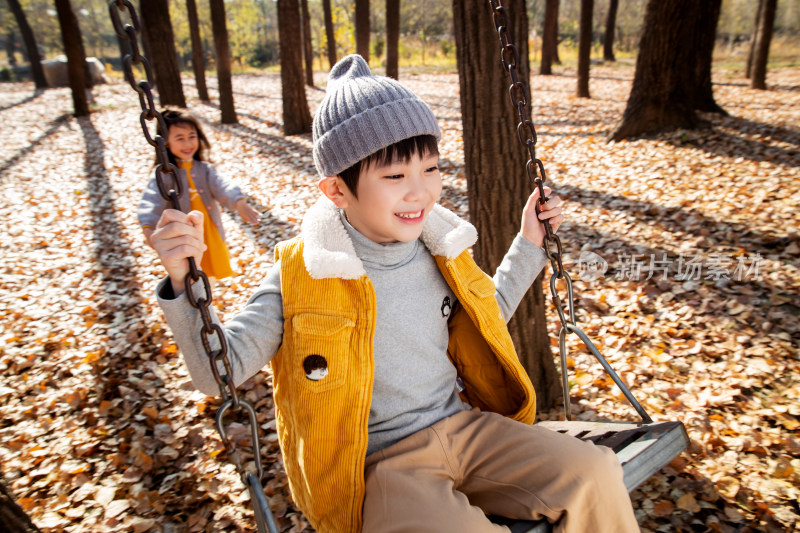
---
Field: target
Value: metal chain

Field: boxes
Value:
[108,2,279,530]
[487,0,652,424]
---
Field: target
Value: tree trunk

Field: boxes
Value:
[322,0,337,68]
[355,0,369,62]
[75,5,93,89]
[576,0,593,98]
[540,0,558,75]
[140,15,154,72]
[54,0,89,116]
[693,0,726,114]
[386,0,400,79]
[1,477,41,532]
[186,0,209,101]
[277,0,312,135]
[7,0,46,88]
[603,0,618,62]
[454,0,561,412]
[751,0,776,90]
[140,0,186,107]
[745,0,764,79]
[209,0,237,123]
[607,0,707,141]
[552,0,561,65]
[300,0,314,85]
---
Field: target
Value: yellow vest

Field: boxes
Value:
[272,226,536,532]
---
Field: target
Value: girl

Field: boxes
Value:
[137,107,260,282]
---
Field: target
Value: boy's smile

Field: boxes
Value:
[334,151,442,244]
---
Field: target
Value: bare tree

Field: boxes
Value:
[693,0,726,114]
[608,0,708,141]
[552,0,561,64]
[209,0,237,123]
[603,0,618,62]
[140,0,186,107]
[746,0,764,79]
[7,0,46,88]
[540,0,558,75]
[1,477,40,533]
[322,0,336,68]
[139,14,154,69]
[186,0,209,101]
[355,0,369,61]
[277,0,312,135]
[300,0,314,85]
[453,0,561,411]
[751,0,777,90]
[54,0,89,116]
[386,0,400,79]
[576,0,593,97]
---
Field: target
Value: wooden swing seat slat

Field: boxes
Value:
[488,420,689,532]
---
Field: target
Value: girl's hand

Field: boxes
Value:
[520,186,564,248]
[236,198,261,225]
[151,209,207,295]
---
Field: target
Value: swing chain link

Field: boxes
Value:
[488,0,565,280]
[487,0,651,424]
[108,3,276,530]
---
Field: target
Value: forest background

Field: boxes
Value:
[2,0,800,78]
[1,0,800,532]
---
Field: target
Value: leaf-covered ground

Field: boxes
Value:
[1,64,798,533]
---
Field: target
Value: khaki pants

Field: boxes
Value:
[363,409,639,533]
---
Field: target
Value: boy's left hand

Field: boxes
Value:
[236,198,261,225]
[520,186,564,248]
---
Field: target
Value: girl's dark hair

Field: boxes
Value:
[156,107,211,165]
[338,135,439,199]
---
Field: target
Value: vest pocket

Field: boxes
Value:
[466,265,497,299]
[291,313,355,393]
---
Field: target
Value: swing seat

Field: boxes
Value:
[488,419,689,532]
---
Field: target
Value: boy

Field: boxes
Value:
[151,55,638,532]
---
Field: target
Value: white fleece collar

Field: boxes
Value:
[302,197,478,279]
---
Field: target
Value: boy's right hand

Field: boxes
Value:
[151,209,206,295]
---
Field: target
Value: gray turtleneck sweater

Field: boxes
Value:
[158,210,548,455]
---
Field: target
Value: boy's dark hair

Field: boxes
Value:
[338,135,439,199]
[156,107,212,166]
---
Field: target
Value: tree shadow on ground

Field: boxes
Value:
[235,198,301,254]
[714,80,800,92]
[0,113,69,178]
[554,219,799,348]
[661,124,799,168]
[554,182,799,258]
[0,89,44,113]
[77,117,231,528]
[196,101,317,171]
[710,114,800,147]
[630,464,789,532]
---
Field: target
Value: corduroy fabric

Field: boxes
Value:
[271,237,536,533]
[312,54,441,177]
[437,254,537,423]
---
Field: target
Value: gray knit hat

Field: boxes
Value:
[312,54,441,177]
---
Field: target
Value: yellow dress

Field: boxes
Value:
[179,160,235,279]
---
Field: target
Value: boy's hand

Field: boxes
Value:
[521,186,564,248]
[142,226,155,249]
[151,209,207,295]
[236,198,261,225]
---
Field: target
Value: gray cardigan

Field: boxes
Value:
[137,160,246,240]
